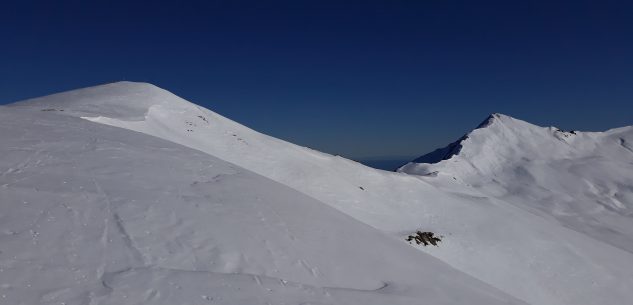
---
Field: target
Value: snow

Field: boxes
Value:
[1,90,520,304]
[3,81,633,305]
[400,113,633,253]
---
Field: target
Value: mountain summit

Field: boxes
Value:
[401,112,632,176]
[400,113,633,254]
[2,82,525,305]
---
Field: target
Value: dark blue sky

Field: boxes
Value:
[2,0,632,160]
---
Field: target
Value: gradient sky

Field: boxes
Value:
[2,0,632,160]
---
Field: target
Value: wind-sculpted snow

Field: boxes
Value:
[6,82,633,305]
[0,107,521,304]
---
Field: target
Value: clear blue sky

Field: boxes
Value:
[2,0,632,160]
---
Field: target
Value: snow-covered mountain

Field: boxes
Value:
[2,82,633,305]
[400,113,633,253]
[0,86,520,305]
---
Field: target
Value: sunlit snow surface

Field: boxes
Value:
[1,87,520,305]
[401,113,633,252]
[3,82,633,305]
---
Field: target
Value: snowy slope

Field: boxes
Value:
[7,82,633,305]
[400,113,633,253]
[0,106,522,304]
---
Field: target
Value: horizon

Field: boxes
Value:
[4,80,630,172]
[2,0,632,160]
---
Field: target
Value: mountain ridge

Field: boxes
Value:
[1,89,525,305]
[401,111,632,175]
[4,82,633,305]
